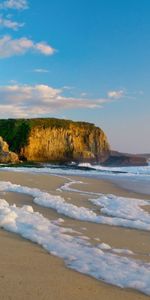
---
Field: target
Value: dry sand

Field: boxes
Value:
[0,170,149,300]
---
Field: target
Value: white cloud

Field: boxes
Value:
[107,90,125,99]
[9,79,18,84]
[63,86,75,90]
[0,0,28,10]
[80,92,87,97]
[0,35,55,58]
[35,42,55,55]
[0,15,24,30]
[0,84,109,118]
[33,69,50,73]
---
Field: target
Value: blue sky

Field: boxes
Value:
[0,0,149,153]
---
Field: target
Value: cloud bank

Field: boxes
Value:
[0,84,111,118]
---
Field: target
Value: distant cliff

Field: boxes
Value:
[0,118,110,163]
[103,150,148,166]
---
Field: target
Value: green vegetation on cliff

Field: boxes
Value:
[0,118,110,162]
[0,119,30,154]
[28,118,95,129]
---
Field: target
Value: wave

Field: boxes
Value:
[78,162,150,175]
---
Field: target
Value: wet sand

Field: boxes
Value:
[0,170,149,300]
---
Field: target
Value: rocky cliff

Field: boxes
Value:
[0,118,110,163]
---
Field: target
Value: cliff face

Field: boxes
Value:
[0,137,19,163]
[0,119,110,163]
[21,124,110,162]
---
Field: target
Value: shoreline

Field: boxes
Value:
[1,164,150,197]
[0,170,150,300]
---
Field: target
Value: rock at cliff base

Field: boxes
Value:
[0,137,19,163]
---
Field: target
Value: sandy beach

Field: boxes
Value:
[0,170,150,300]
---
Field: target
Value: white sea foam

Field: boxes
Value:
[57,180,85,193]
[0,181,150,231]
[97,243,134,255]
[60,180,150,230]
[90,195,150,224]
[0,199,150,295]
[0,181,97,221]
[112,248,134,255]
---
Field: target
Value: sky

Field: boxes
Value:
[0,0,149,153]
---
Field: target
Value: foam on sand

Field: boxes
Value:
[60,180,150,231]
[0,181,150,231]
[0,198,150,295]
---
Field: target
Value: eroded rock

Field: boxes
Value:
[0,137,19,163]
